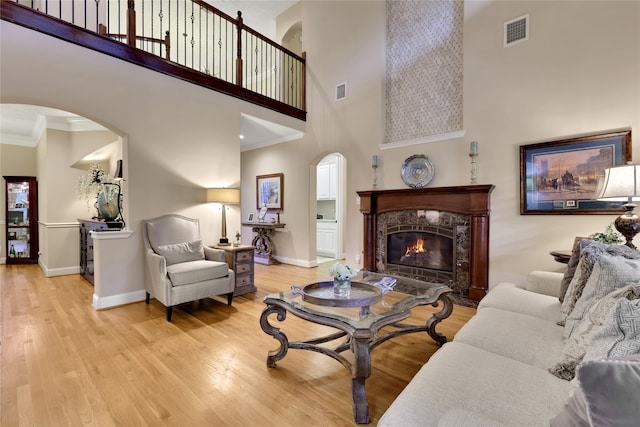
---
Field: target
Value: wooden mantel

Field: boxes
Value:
[357,185,495,301]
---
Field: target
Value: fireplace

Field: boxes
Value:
[357,185,494,302]
[386,225,455,279]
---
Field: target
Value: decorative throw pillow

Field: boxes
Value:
[563,253,640,339]
[155,239,205,266]
[549,387,590,427]
[559,239,594,303]
[559,241,610,324]
[550,355,640,427]
[549,285,640,380]
[582,297,640,362]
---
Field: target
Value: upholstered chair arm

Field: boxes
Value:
[525,270,564,297]
[144,249,171,304]
[204,246,226,263]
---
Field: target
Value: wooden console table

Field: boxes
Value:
[241,223,285,265]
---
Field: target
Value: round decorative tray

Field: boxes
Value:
[401,154,435,188]
[291,281,382,307]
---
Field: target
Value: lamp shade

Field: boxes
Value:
[206,188,240,204]
[595,164,640,201]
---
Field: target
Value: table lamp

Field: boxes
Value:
[207,188,240,245]
[595,164,640,248]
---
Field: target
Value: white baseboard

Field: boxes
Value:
[273,256,317,268]
[93,290,147,310]
[39,260,80,277]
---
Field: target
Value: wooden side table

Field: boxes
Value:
[212,244,257,296]
[549,250,571,264]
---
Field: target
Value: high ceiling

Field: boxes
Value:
[0,0,300,151]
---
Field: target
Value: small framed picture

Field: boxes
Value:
[247,213,255,222]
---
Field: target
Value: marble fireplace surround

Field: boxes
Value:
[357,185,494,302]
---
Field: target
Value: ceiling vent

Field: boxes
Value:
[336,82,347,101]
[504,14,529,47]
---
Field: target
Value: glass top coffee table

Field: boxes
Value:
[259,271,453,424]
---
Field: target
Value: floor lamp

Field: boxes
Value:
[207,188,240,246]
[595,164,640,249]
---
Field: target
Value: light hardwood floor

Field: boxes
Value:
[1,262,476,426]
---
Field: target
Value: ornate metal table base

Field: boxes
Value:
[242,223,285,265]
[260,289,453,424]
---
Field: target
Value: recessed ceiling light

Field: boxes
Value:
[239,134,245,139]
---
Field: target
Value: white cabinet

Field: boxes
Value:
[317,164,331,200]
[329,163,337,200]
[317,221,337,258]
[317,157,338,200]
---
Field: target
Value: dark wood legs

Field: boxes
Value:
[146,292,231,321]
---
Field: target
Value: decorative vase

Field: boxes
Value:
[333,278,352,297]
[96,183,120,221]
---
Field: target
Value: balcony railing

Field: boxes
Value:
[1,0,306,120]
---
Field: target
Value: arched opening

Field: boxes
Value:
[0,103,127,272]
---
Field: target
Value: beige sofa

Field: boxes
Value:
[379,242,640,427]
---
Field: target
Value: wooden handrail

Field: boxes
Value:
[0,0,306,120]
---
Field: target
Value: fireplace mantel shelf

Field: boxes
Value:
[357,185,495,302]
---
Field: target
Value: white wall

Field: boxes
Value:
[242,1,386,267]
[463,0,640,285]
[243,0,640,289]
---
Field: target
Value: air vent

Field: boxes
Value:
[504,14,529,47]
[336,82,347,100]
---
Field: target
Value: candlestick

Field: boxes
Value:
[470,141,478,155]
[372,155,378,167]
[372,164,378,189]
[469,153,478,184]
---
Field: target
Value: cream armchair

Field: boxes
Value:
[142,214,235,321]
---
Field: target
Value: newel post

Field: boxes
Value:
[235,11,243,87]
[126,0,136,47]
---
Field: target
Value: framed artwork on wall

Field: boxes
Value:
[256,173,283,210]
[520,130,631,214]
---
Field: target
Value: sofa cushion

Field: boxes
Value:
[549,285,639,380]
[583,297,640,361]
[551,355,640,427]
[437,409,508,427]
[166,259,229,286]
[156,239,205,266]
[454,307,565,369]
[564,255,640,339]
[378,342,573,427]
[478,282,562,323]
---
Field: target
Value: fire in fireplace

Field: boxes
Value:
[387,231,454,273]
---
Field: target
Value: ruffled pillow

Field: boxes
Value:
[549,284,640,380]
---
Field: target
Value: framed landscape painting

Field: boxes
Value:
[520,130,631,214]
